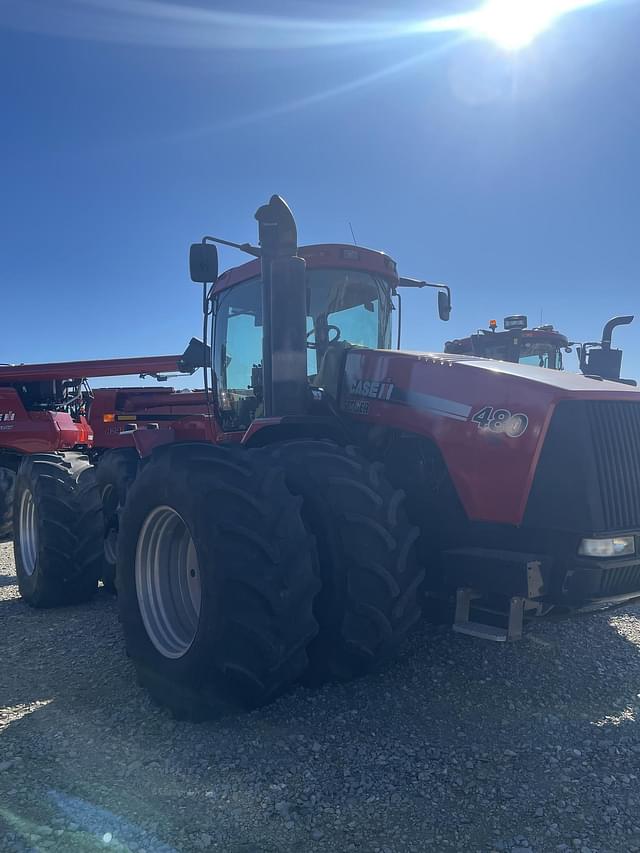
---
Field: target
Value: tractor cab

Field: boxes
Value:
[445,315,569,370]
[210,246,398,431]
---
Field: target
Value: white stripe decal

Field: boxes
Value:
[394,389,472,420]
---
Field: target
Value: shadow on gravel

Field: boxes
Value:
[1,574,640,852]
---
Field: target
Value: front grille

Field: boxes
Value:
[599,563,640,598]
[525,398,640,534]
[588,401,640,531]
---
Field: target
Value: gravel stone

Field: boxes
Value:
[2,541,640,851]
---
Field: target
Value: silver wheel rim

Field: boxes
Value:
[135,506,201,659]
[101,484,119,566]
[19,490,38,577]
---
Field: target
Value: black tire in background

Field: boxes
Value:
[13,453,104,607]
[0,464,16,540]
[270,440,424,684]
[95,448,139,591]
[116,443,320,720]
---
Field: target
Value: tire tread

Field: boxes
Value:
[13,453,103,607]
[270,439,424,684]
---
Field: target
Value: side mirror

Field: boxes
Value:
[189,243,219,283]
[397,277,452,321]
[438,289,451,322]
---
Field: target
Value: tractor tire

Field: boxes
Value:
[116,443,320,720]
[0,465,16,540]
[270,440,424,684]
[96,448,139,592]
[13,453,104,607]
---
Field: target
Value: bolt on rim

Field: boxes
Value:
[135,505,202,659]
[19,489,38,576]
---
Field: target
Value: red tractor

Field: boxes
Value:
[446,313,635,383]
[7,195,640,720]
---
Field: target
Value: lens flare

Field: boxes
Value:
[0,0,609,51]
[469,0,605,51]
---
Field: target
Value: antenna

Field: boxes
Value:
[348,221,358,247]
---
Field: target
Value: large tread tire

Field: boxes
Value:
[0,465,16,540]
[116,443,320,720]
[13,453,104,607]
[270,439,424,684]
[95,448,139,591]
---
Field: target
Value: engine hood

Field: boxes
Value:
[339,347,640,527]
[398,350,639,399]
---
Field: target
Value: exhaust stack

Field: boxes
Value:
[580,315,634,381]
[600,315,634,350]
[255,196,308,418]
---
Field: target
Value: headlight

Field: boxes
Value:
[578,536,635,558]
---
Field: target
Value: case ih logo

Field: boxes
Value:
[350,380,395,400]
[0,411,16,430]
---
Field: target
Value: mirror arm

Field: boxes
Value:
[397,277,451,321]
[398,276,449,295]
[202,235,261,258]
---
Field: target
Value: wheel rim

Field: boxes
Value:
[19,489,38,577]
[101,484,119,566]
[135,506,202,659]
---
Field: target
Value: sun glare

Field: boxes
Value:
[470,0,594,50]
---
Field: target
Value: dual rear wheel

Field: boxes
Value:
[13,440,424,718]
[117,440,423,717]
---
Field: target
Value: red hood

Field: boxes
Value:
[399,350,639,399]
[340,347,640,526]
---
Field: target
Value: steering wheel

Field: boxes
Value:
[306,324,341,349]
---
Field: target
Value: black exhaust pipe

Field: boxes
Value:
[581,315,634,381]
[255,196,308,418]
[600,315,634,350]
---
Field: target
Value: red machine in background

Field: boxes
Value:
[445,313,635,384]
[0,346,204,583]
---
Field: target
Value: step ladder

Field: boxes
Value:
[452,587,525,642]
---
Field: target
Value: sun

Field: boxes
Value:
[471,0,577,50]
[417,0,604,52]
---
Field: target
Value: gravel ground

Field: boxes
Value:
[2,541,640,853]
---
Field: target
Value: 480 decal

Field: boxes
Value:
[470,406,529,438]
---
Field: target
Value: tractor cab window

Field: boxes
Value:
[213,269,392,431]
[305,268,392,380]
[517,342,563,370]
[213,277,264,432]
[474,335,563,370]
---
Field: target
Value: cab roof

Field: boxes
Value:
[212,243,399,295]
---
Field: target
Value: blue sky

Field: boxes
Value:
[1,0,639,385]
